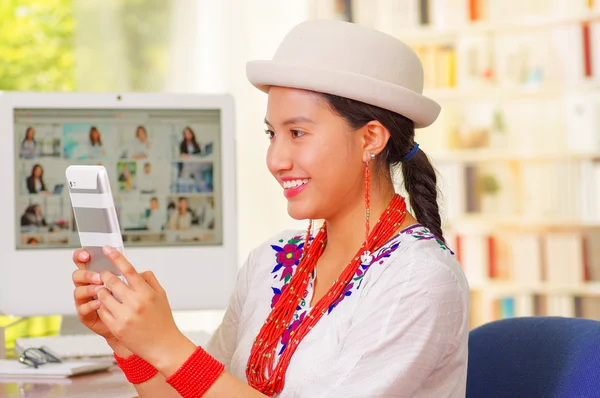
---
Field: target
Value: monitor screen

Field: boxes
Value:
[14,108,223,250]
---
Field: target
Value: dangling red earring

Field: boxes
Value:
[365,153,375,242]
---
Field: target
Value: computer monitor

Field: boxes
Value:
[0,92,238,317]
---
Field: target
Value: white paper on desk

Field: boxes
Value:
[0,360,111,378]
[0,375,74,384]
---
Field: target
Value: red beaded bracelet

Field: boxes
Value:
[114,352,159,384]
[165,346,225,397]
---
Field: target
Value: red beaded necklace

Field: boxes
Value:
[246,194,408,396]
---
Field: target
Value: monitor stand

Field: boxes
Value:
[59,314,95,335]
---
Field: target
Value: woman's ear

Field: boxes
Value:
[361,120,390,162]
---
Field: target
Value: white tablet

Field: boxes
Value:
[65,165,124,276]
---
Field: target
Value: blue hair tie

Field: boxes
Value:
[402,143,419,162]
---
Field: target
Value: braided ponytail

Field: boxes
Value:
[319,93,445,242]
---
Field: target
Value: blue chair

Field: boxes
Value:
[467,316,600,398]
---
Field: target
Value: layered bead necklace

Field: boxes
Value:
[246,193,408,396]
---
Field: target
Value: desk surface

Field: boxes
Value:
[0,365,137,398]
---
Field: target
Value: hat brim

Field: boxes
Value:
[246,60,441,129]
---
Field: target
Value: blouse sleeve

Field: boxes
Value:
[204,249,256,370]
[318,256,469,398]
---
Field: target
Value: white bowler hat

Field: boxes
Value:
[246,19,441,128]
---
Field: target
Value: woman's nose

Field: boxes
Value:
[267,139,293,174]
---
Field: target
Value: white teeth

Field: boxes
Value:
[283,179,309,189]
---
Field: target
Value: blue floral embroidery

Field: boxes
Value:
[268,225,451,357]
[402,224,454,255]
[270,234,312,311]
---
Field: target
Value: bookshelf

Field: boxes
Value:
[310,0,600,328]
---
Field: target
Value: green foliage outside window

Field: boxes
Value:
[0,0,75,91]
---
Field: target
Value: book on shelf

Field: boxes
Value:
[436,157,600,228]
[388,0,599,30]
[403,15,600,90]
[448,225,600,327]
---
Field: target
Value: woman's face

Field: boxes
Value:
[179,199,188,212]
[33,166,42,177]
[91,129,99,141]
[265,87,365,221]
[184,129,193,141]
[26,128,35,140]
[137,127,147,141]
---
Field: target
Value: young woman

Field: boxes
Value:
[20,127,37,159]
[26,164,47,194]
[130,125,151,159]
[71,20,469,397]
[180,126,202,157]
[89,126,105,159]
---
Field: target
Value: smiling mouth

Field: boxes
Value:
[282,179,310,189]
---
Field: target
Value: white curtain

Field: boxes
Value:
[74,0,174,92]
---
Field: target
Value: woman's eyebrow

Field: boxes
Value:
[264,116,315,127]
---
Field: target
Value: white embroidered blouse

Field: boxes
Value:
[205,224,470,397]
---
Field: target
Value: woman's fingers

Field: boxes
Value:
[74,284,103,303]
[76,298,101,317]
[96,302,116,329]
[72,249,90,269]
[96,288,122,322]
[100,271,131,303]
[102,247,145,290]
[72,269,103,287]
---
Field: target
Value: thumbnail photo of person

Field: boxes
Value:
[170,161,213,194]
[119,196,167,246]
[119,125,153,159]
[19,161,67,196]
[18,196,71,235]
[166,197,193,230]
[169,125,214,159]
[137,161,169,195]
[165,196,216,231]
[118,195,165,233]
[20,203,47,229]
[63,124,111,160]
[19,127,38,159]
[180,126,202,157]
[117,161,137,193]
[145,196,166,232]
[25,164,48,194]
[18,125,62,159]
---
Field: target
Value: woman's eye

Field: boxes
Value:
[265,129,275,140]
[291,130,305,138]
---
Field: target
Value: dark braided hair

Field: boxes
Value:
[319,93,445,243]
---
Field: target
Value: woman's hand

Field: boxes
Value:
[72,249,116,342]
[72,249,146,358]
[95,246,196,374]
